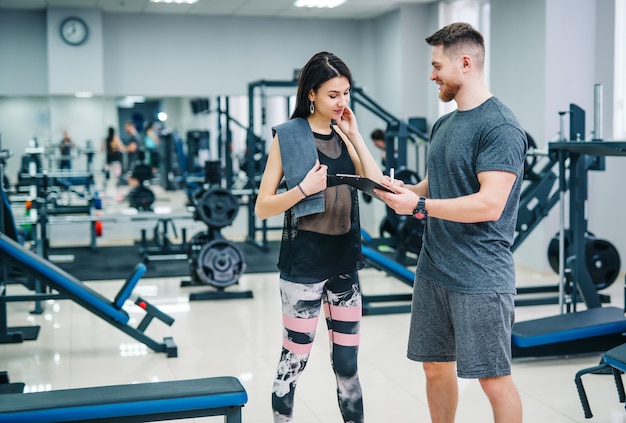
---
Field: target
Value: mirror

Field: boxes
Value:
[0,91,299,200]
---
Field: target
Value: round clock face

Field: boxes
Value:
[60,17,89,46]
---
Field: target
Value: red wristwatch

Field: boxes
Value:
[413,196,427,219]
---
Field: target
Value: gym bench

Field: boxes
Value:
[0,376,248,422]
[0,233,177,356]
[360,244,415,315]
[575,342,626,418]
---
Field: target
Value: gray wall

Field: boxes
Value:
[491,0,550,269]
[102,13,362,97]
[0,11,48,96]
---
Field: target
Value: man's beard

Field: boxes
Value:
[438,82,460,103]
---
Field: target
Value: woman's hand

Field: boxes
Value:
[334,106,358,138]
[300,159,328,196]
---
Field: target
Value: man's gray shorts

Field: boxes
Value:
[407,275,515,379]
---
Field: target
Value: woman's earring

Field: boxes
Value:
[309,101,314,114]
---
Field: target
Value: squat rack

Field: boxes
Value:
[512,85,626,358]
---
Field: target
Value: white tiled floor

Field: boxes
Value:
[2,184,626,422]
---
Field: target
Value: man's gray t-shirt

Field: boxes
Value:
[416,97,527,294]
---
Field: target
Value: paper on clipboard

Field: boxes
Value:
[327,174,394,199]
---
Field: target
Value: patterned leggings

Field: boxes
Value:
[272,273,364,423]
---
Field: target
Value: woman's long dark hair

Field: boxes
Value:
[106,126,115,143]
[290,52,353,119]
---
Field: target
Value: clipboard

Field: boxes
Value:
[327,174,394,199]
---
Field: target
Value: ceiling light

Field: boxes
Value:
[75,91,93,98]
[150,0,198,4]
[294,0,346,8]
[126,95,145,103]
[117,95,146,108]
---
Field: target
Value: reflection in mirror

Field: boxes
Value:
[47,95,105,172]
[0,92,298,201]
[0,96,50,182]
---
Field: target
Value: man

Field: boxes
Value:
[58,131,75,170]
[123,120,142,169]
[370,128,387,167]
[376,22,526,423]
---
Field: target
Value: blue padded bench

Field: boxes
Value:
[0,233,143,324]
[0,376,248,423]
[575,342,626,418]
[512,307,626,348]
[359,245,415,315]
[361,245,414,285]
[0,233,177,356]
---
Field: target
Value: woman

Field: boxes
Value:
[103,126,125,187]
[144,121,160,169]
[255,52,383,423]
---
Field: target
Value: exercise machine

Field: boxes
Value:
[0,138,177,355]
[0,140,48,317]
[183,161,251,301]
[350,86,429,174]
[0,233,177,356]
[360,228,415,315]
[512,86,626,358]
[514,128,620,307]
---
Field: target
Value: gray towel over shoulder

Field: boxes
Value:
[272,118,325,218]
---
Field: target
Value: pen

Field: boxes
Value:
[389,168,394,184]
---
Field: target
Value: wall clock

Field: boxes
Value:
[60,16,89,46]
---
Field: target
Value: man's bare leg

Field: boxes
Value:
[480,375,522,423]
[423,361,458,423]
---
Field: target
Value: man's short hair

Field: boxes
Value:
[371,129,385,141]
[425,22,485,66]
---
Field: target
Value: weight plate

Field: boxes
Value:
[547,233,620,290]
[394,168,421,185]
[196,239,246,288]
[585,238,621,290]
[397,217,425,255]
[129,186,155,210]
[196,188,239,228]
[187,230,213,284]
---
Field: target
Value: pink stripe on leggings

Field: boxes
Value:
[329,331,361,347]
[327,305,362,322]
[283,337,313,355]
[282,314,318,332]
